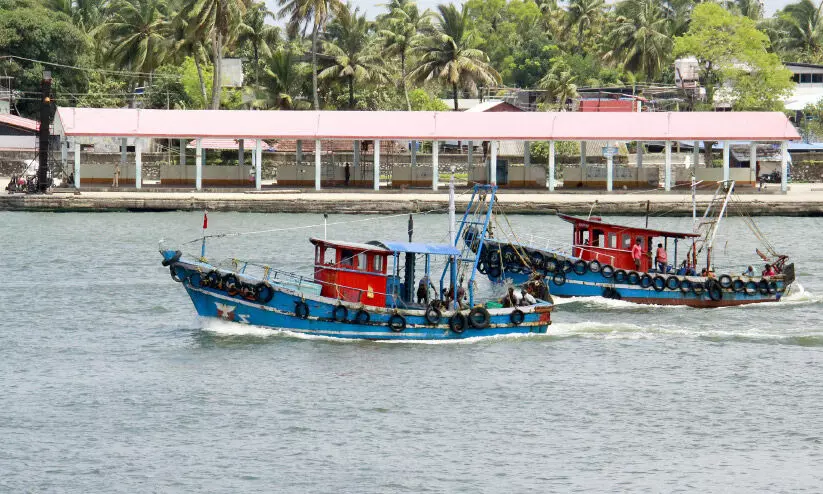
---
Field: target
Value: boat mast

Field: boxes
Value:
[448,167,456,246]
[691,174,697,232]
[706,181,735,270]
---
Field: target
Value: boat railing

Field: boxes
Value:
[515,234,617,266]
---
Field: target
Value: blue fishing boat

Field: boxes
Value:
[160,184,553,340]
[470,182,795,308]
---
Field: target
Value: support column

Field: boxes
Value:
[692,141,700,168]
[580,141,587,186]
[490,140,498,184]
[61,138,67,170]
[296,140,303,163]
[606,145,614,192]
[432,140,439,191]
[373,140,380,191]
[255,138,262,191]
[524,141,531,167]
[723,140,730,183]
[780,140,788,193]
[353,140,360,167]
[180,139,186,165]
[548,140,556,192]
[411,141,417,166]
[195,138,203,190]
[238,139,245,167]
[467,141,473,167]
[315,139,322,191]
[120,138,127,167]
[73,140,80,188]
[135,138,142,189]
[636,141,643,168]
[749,141,757,185]
[665,140,672,191]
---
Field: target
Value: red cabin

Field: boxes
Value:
[558,214,700,272]
[311,239,390,306]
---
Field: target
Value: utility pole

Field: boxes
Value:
[37,70,52,193]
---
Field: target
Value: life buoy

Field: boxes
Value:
[744,281,758,295]
[553,272,566,286]
[603,287,621,299]
[468,307,491,329]
[706,279,722,301]
[561,259,573,273]
[545,258,559,273]
[665,276,680,290]
[354,309,370,324]
[653,276,666,292]
[294,301,309,319]
[588,260,602,273]
[692,282,705,296]
[333,304,348,322]
[223,274,239,296]
[573,260,587,276]
[161,250,182,266]
[510,309,525,325]
[627,272,640,285]
[425,305,441,325]
[718,275,733,289]
[614,269,627,283]
[256,282,274,304]
[601,264,614,278]
[388,314,406,332]
[449,312,467,333]
[640,274,653,288]
[170,265,186,283]
[680,279,692,293]
[758,279,770,295]
[732,279,745,293]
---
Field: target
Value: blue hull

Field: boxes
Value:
[168,258,551,340]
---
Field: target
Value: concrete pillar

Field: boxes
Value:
[296,140,303,163]
[548,140,556,191]
[353,140,360,167]
[61,138,67,169]
[467,140,473,167]
[195,138,203,190]
[490,140,498,184]
[692,141,700,168]
[120,138,127,166]
[780,140,788,193]
[664,140,672,191]
[315,139,322,191]
[636,141,643,168]
[180,139,186,165]
[432,140,439,191]
[606,147,614,192]
[238,139,245,167]
[524,141,531,167]
[255,139,262,191]
[135,138,142,189]
[411,141,417,166]
[749,141,757,184]
[723,140,730,183]
[373,140,380,191]
[73,140,80,188]
[580,141,587,166]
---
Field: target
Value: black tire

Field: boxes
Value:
[653,276,666,292]
[732,279,745,293]
[553,272,566,286]
[256,282,274,304]
[333,304,348,322]
[603,287,621,299]
[640,274,653,288]
[189,271,203,287]
[240,283,258,301]
[468,307,491,329]
[545,258,559,273]
[601,264,615,279]
[477,260,489,275]
[388,314,406,332]
[206,270,221,288]
[680,279,692,293]
[170,265,186,283]
[573,260,587,276]
[758,279,770,295]
[510,309,525,325]
[627,271,641,285]
[354,309,370,324]
[707,280,723,301]
[223,274,239,296]
[665,276,680,290]
[425,305,441,325]
[294,301,309,319]
[161,250,182,266]
[588,260,602,273]
[449,312,467,333]
[744,281,758,295]
[718,274,733,289]
[529,251,546,271]
[692,282,705,296]
[561,259,573,273]
[501,245,517,265]
[769,281,778,294]
[488,264,502,278]
[614,269,627,283]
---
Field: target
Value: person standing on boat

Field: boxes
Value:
[762,264,776,277]
[416,274,435,304]
[632,238,643,271]
[655,243,668,273]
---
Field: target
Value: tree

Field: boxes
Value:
[278,0,344,110]
[565,0,605,53]
[261,47,308,109]
[96,0,171,82]
[320,3,386,109]
[604,0,673,81]
[409,3,501,111]
[674,3,794,109]
[538,60,578,110]
[169,4,210,107]
[237,2,280,87]
[45,0,105,32]
[379,0,430,110]
[775,0,823,61]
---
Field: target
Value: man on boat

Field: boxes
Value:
[762,264,776,277]
[632,238,643,271]
[416,274,435,304]
[654,243,668,273]
[743,265,755,277]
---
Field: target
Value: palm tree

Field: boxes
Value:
[604,0,673,81]
[378,0,430,110]
[409,4,501,111]
[169,4,210,106]
[319,3,386,108]
[776,0,823,60]
[97,0,170,82]
[731,0,764,20]
[261,47,309,109]
[538,61,578,110]
[47,0,106,33]
[237,2,281,87]
[187,0,251,109]
[278,0,344,110]
[565,0,605,52]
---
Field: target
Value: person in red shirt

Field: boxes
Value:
[655,243,668,272]
[762,264,776,276]
[631,238,643,271]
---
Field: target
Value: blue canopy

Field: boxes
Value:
[371,241,460,256]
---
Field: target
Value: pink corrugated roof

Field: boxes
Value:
[186,138,270,150]
[54,108,801,141]
[0,113,39,132]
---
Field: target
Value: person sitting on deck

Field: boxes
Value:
[743,265,755,277]
[500,286,520,308]
[416,274,435,304]
[762,264,776,277]
[655,243,668,273]
[632,238,643,271]
[520,289,537,306]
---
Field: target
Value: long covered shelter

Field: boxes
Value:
[54,108,801,192]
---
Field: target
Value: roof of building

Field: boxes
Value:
[464,100,523,112]
[0,113,38,132]
[370,241,461,256]
[53,108,802,142]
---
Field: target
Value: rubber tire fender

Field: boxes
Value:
[553,272,566,286]
[627,271,641,285]
[603,287,621,299]
[768,281,778,294]
[449,312,467,333]
[588,260,602,273]
[354,309,370,325]
[510,309,525,326]
[573,260,588,276]
[477,260,489,275]
[744,281,758,295]
[161,250,182,267]
[223,274,240,296]
[240,283,258,301]
[758,279,770,295]
[652,275,666,292]
[529,251,546,271]
[294,301,310,319]
[718,274,733,289]
[692,282,706,296]
[501,245,518,265]
[545,258,559,274]
[206,270,221,289]
[388,314,406,332]
[680,279,692,294]
[601,264,614,279]
[425,305,441,325]
[332,304,348,322]
[640,274,653,288]
[256,282,274,304]
[170,265,186,283]
[665,276,680,291]
[488,264,502,278]
[189,271,203,288]
[561,259,574,273]
[732,279,745,293]
[468,307,491,329]
[613,269,627,283]
[706,279,723,301]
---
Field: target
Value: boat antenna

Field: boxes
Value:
[645,200,650,228]
[408,213,413,242]
[323,213,328,240]
[706,181,735,270]
[587,200,598,220]
[691,173,697,232]
[448,166,456,246]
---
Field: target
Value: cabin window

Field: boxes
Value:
[608,233,617,249]
[356,253,368,270]
[815,74,823,83]
[340,249,355,267]
[323,247,336,264]
[801,73,812,83]
[315,246,322,264]
[622,234,632,250]
[592,229,603,247]
[372,255,384,272]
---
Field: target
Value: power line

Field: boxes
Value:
[0,55,182,80]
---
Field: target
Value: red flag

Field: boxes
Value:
[202,211,208,229]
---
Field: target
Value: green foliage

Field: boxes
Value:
[75,74,128,108]
[531,141,580,162]
[146,64,192,109]
[180,56,213,109]
[408,88,449,111]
